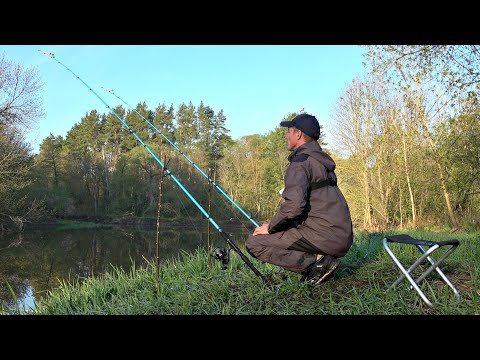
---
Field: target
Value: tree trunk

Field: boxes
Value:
[417,107,460,230]
[437,162,460,229]
[402,137,416,227]
[399,178,403,227]
[363,166,372,229]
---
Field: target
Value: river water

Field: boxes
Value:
[0,224,251,313]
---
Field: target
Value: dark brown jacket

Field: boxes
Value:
[268,140,353,257]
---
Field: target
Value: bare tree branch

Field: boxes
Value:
[0,53,44,130]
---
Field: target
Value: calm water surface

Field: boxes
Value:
[0,224,251,312]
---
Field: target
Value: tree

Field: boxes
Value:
[0,125,37,230]
[196,101,214,169]
[152,102,175,143]
[36,133,64,188]
[121,102,151,152]
[437,94,480,225]
[61,110,105,215]
[103,105,126,171]
[0,53,44,130]
[218,134,266,219]
[175,102,198,179]
[332,76,380,229]
[0,53,45,230]
[210,109,232,164]
[364,46,480,97]
[175,102,198,149]
[197,105,232,170]
[364,45,472,231]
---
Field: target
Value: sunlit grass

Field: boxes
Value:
[11,230,479,315]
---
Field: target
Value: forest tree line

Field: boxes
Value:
[1,46,480,232]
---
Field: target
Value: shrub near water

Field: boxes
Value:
[23,230,480,315]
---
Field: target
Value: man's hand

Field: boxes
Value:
[253,222,269,236]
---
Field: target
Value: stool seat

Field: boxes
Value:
[383,234,460,307]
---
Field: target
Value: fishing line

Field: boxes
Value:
[172,179,205,236]
[40,50,269,286]
[210,187,253,232]
[101,87,260,228]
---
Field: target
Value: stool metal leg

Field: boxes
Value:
[383,237,461,307]
[383,238,433,307]
[415,245,461,301]
[390,245,439,288]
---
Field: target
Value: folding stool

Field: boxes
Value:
[382,234,461,307]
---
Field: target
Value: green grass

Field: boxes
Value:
[10,230,480,315]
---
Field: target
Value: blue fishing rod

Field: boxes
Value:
[101,87,260,228]
[39,50,269,286]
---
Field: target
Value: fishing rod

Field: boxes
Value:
[101,87,260,228]
[39,50,269,286]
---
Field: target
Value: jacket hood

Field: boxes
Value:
[290,141,336,171]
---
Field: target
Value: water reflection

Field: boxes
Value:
[0,225,251,312]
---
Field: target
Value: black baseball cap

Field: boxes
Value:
[280,113,320,140]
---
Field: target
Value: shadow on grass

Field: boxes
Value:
[334,231,387,279]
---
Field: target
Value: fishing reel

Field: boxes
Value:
[211,247,230,270]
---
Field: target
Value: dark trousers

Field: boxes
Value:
[245,226,325,273]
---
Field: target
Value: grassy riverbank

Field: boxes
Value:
[6,230,480,315]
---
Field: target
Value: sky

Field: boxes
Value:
[1,45,367,154]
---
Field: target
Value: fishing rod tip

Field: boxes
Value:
[38,50,55,58]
